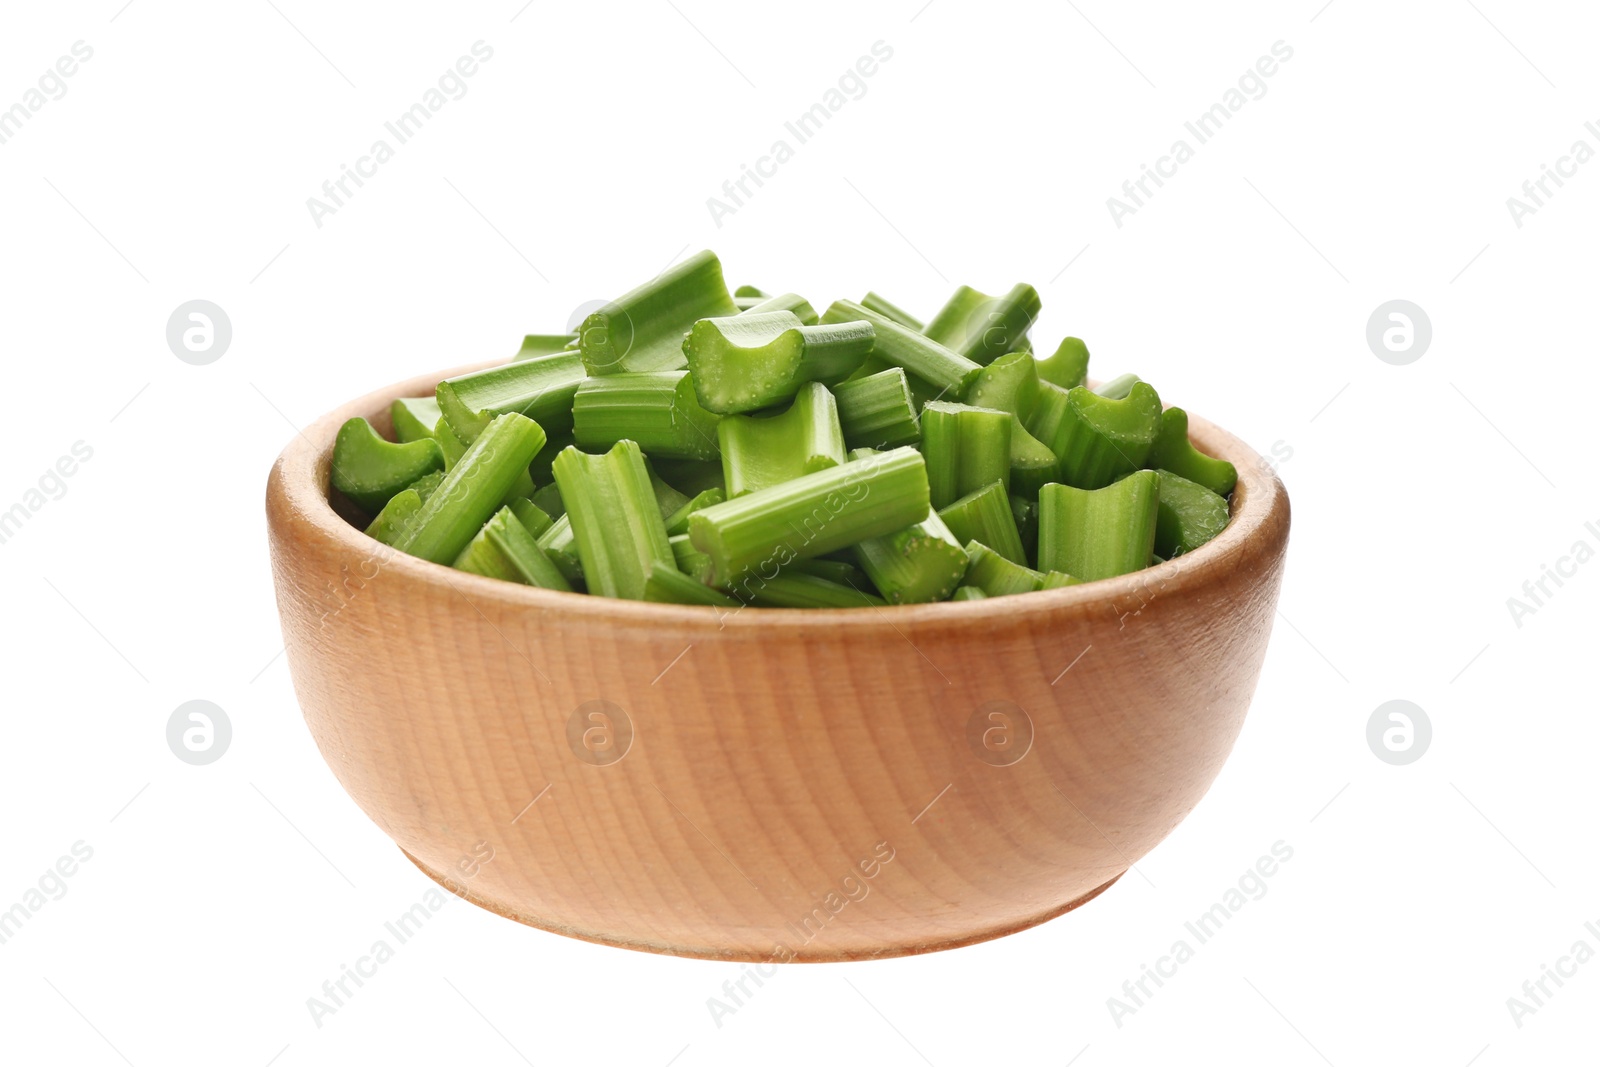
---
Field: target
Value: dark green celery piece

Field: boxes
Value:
[1029,382,1162,489]
[718,382,846,497]
[669,533,717,586]
[821,299,982,401]
[922,283,1041,365]
[786,557,867,588]
[365,488,422,545]
[1009,334,1033,355]
[1038,336,1089,390]
[1094,373,1141,399]
[453,506,572,591]
[580,249,738,374]
[1040,570,1084,589]
[513,333,578,360]
[742,292,818,324]
[1010,493,1038,566]
[650,457,725,496]
[530,481,564,521]
[961,540,1044,597]
[500,466,535,509]
[938,481,1027,567]
[536,515,583,584]
[407,469,445,502]
[920,401,1011,509]
[330,417,445,514]
[963,351,1060,496]
[859,291,923,331]
[644,561,740,607]
[394,413,546,564]
[951,586,988,602]
[742,572,886,608]
[572,371,722,461]
[433,417,467,469]
[688,446,931,584]
[649,465,692,520]
[1149,407,1238,496]
[551,441,673,600]
[436,350,583,442]
[529,432,574,485]
[1147,470,1230,558]
[665,488,726,536]
[391,397,443,443]
[683,312,874,413]
[852,508,968,604]
[509,497,554,539]
[833,368,921,449]
[1038,471,1160,581]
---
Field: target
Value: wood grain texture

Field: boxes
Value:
[266,363,1292,962]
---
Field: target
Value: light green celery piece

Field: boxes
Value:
[513,333,578,361]
[821,299,982,401]
[1040,570,1084,589]
[733,296,764,311]
[650,457,725,496]
[433,416,467,470]
[529,432,574,485]
[1093,373,1141,399]
[1147,469,1230,558]
[580,249,738,374]
[1149,407,1238,496]
[1010,492,1038,566]
[1028,382,1163,489]
[734,284,769,299]
[742,292,818,324]
[859,291,924,331]
[572,371,723,461]
[963,351,1060,496]
[536,515,583,585]
[938,481,1027,567]
[394,412,546,564]
[683,312,874,413]
[669,533,718,586]
[330,417,445,514]
[648,464,693,520]
[391,396,443,443]
[365,488,422,545]
[500,466,535,509]
[743,572,886,608]
[407,469,445,502]
[644,561,740,607]
[851,508,969,604]
[551,441,673,600]
[922,283,1041,365]
[689,446,931,584]
[436,350,584,442]
[530,481,564,521]
[1009,333,1033,355]
[1037,336,1090,390]
[718,382,846,497]
[919,401,1012,509]
[665,488,726,536]
[832,368,921,449]
[453,506,573,591]
[951,585,988,601]
[961,540,1044,597]
[509,497,554,539]
[1038,471,1160,581]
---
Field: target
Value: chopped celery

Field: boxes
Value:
[821,299,982,400]
[963,351,1060,495]
[454,506,572,591]
[529,432,573,485]
[718,382,846,497]
[391,397,443,443]
[580,249,738,374]
[1147,470,1230,557]
[919,401,1012,509]
[649,464,693,520]
[733,295,766,311]
[509,497,554,539]
[572,371,723,461]
[851,508,968,604]
[1010,492,1038,565]
[1029,383,1163,489]
[536,515,583,585]
[859,291,923,331]
[365,488,422,545]
[650,457,725,496]
[1037,336,1089,390]
[436,350,585,442]
[407,469,445,502]
[833,368,921,449]
[669,533,718,585]
[786,557,867,588]
[743,572,886,608]
[951,586,988,602]
[1040,570,1084,589]
[961,540,1044,597]
[684,312,874,413]
[330,417,445,514]
[742,292,818,324]
[394,412,546,564]
[551,441,674,600]
[923,283,1041,365]
[938,481,1027,567]
[1038,471,1160,581]
[432,417,467,469]
[513,333,578,360]
[1149,407,1238,496]
[665,487,726,536]
[734,284,768,299]
[644,561,740,607]
[1093,373,1141,399]
[530,481,564,521]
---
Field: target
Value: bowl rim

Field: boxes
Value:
[267,360,1290,631]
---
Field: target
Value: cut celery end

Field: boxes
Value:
[644,561,740,607]
[920,401,1012,510]
[572,370,723,461]
[718,382,846,497]
[962,540,1044,597]
[552,441,674,600]
[821,299,982,401]
[391,397,443,443]
[1038,471,1160,581]
[536,514,584,585]
[1093,373,1141,399]
[859,290,924,331]
[580,249,739,375]
[395,412,546,564]
[852,508,968,604]
[669,533,718,586]
[684,312,872,413]
[330,417,445,515]
[938,481,1027,567]
[436,350,583,442]
[365,488,423,545]
[1147,469,1230,557]
[1149,407,1238,496]
[1038,336,1090,390]
[742,292,818,324]
[833,368,921,450]
[923,282,1041,365]
[665,487,726,537]
[513,333,578,360]
[509,497,554,539]
[1030,382,1163,489]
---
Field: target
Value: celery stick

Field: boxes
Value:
[688,446,931,583]
[499,466,536,509]
[509,497,554,539]
[733,296,765,311]
[833,368,921,449]
[665,488,726,536]
[742,292,818,324]
[923,283,1041,365]
[644,561,740,607]
[683,312,874,413]
[649,464,693,520]
[330,417,445,514]
[394,412,546,564]
[551,441,674,600]
[436,350,585,442]
[1038,471,1160,581]
[391,397,443,443]
[1040,570,1084,589]
[851,508,968,604]
[433,417,467,470]
[786,557,867,588]
[1037,336,1089,390]
[961,540,1044,597]
[454,506,572,591]
[580,249,738,374]
[650,457,725,496]
[742,572,886,608]
[718,382,846,497]
[1148,470,1230,558]
[530,481,564,521]
[407,469,445,502]
[1029,383,1163,489]
[536,515,583,584]
[963,351,1060,496]
[859,291,923,331]
[734,284,768,299]
[529,432,573,485]
[513,333,578,360]
[1093,373,1141,399]
[572,371,723,462]
[920,401,1012,509]
[365,488,422,545]
[1010,492,1038,565]
[1149,407,1238,496]
[821,299,982,400]
[937,481,1027,567]
[951,586,988,602]
[670,533,718,586]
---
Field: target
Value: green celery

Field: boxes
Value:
[734,284,768,299]
[669,533,718,585]
[742,572,886,608]
[513,333,578,360]
[644,561,740,607]
[530,481,564,521]
[436,350,585,442]
[330,417,445,514]
[851,508,968,604]
[683,312,874,413]
[1037,336,1089,390]
[1029,382,1163,489]
[951,586,988,602]
[649,464,693,520]
[821,299,982,400]
[529,432,574,485]
[1094,373,1141,399]
[859,291,923,331]
[923,283,1041,365]
[572,370,723,461]
[580,249,738,374]
[536,515,583,585]
[961,540,1044,597]
[407,470,445,502]
[1149,407,1238,496]
[937,481,1027,566]
[454,506,572,591]
[665,487,726,536]
[551,441,674,600]
[1010,493,1038,566]
[1038,471,1160,581]
[394,412,546,564]
[365,488,422,545]
[742,292,818,324]
[786,557,867,588]
[1147,470,1230,558]
[963,351,1060,496]
[391,397,443,443]
[920,401,1012,509]
[509,497,554,539]
[433,417,467,470]
[734,295,765,312]
[718,382,846,497]
[832,368,921,449]
[650,457,725,496]
[1040,570,1084,589]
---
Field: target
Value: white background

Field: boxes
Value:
[1,1,1595,1064]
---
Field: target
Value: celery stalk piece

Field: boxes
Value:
[651,457,725,496]
[718,382,847,497]
[733,296,765,311]
[551,441,674,600]
[734,284,768,299]
[1148,470,1230,558]
[851,508,968,604]
[391,397,443,443]
[951,586,988,602]
[571,371,723,461]
[394,412,546,564]
[742,292,818,324]
[499,466,536,509]
[580,249,739,375]
[937,481,1027,566]
[665,488,726,536]
[1093,373,1141,399]
[536,515,583,585]
[330,417,445,515]
[649,464,693,520]
[1010,493,1038,565]
[688,446,931,584]
[454,506,573,591]
[961,540,1044,597]
[786,557,867,588]
[513,333,578,361]
[963,352,1061,496]
[433,417,468,470]
[1029,382,1163,489]
[529,432,574,485]
[923,283,1041,365]
[407,469,445,502]
[920,401,1012,509]
[1149,407,1238,496]
[832,368,921,449]
[509,497,554,539]
[644,561,741,607]
[859,291,924,331]
[669,533,718,586]
[1037,336,1090,390]
[821,299,982,401]
[683,312,874,413]
[1009,334,1034,355]
[743,572,887,608]
[1038,471,1160,581]
[530,481,564,521]
[437,350,585,443]
[365,488,422,545]
[1040,570,1084,589]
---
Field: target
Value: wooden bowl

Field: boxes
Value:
[266,363,1290,962]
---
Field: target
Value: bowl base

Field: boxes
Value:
[402,848,1124,962]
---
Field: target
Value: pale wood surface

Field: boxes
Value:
[266,364,1292,962]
